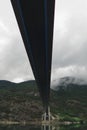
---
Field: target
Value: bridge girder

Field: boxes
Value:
[11,0,55,110]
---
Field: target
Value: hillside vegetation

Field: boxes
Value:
[0,80,87,122]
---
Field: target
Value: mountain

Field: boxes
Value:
[0,80,37,90]
[50,77,87,122]
[0,79,87,122]
[0,80,43,122]
[51,76,87,91]
[0,80,16,88]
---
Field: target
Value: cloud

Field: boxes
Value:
[0,0,34,82]
[0,34,34,82]
[0,19,34,82]
[51,65,87,80]
[0,0,87,83]
[51,0,87,82]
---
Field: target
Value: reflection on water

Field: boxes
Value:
[0,124,87,130]
[0,125,40,130]
[41,125,58,130]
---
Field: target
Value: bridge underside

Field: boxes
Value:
[11,0,55,112]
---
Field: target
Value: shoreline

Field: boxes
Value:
[0,120,86,126]
[0,120,42,125]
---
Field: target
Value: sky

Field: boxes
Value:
[0,0,87,83]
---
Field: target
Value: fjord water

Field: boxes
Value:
[0,125,87,130]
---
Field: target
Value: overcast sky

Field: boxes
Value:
[0,0,87,83]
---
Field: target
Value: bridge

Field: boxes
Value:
[11,0,55,121]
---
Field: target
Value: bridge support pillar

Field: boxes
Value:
[42,106,52,123]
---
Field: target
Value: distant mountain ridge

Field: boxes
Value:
[51,76,87,91]
[0,77,87,90]
[0,80,35,86]
[0,80,36,92]
[0,80,16,88]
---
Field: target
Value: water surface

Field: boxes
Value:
[0,124,87,130]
